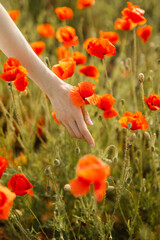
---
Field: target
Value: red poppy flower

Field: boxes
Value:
[114,16,137,31]
[0,185,16,220]
[72,52,87,65]
[52,57,76,80]
[0,156,9,178]
[79,65,99,82]
[119,111,149,130]
[52,110,61,125]
[8,10,20,22]
[70,81,99,107]
[30,41,45,56]
[7,173,33,196]
[122,2,146,25]
[97,94,118,119]
[87,38,116,59]
[56,46,72,60]
[83,37,97,50]
[99,31,119,45]
[136,25,152,43]
[69,154,110,202]
[77,0,95,9]
[0,58,28,82]
[144,93,160,113]
[37,24,55,38]
[13,74,29,92]
[56,26,79,48]
[4,58,21,72]
[55,7,73,21]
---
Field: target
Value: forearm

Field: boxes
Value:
[0,4,63,98]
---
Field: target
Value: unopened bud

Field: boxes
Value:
[130,133,136,142]
[120,99,125,105]
[75,147,80,154]
[53,159,60,166]
[144,131,151,140]
[112,157,118,164]
[138,73,144,83]
[44,165,51,175]
[64,184,71,192]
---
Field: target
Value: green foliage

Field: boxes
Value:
[0,0,160,239]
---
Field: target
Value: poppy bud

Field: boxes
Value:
[44,166,51,175]
[53,159,60,166]
[130,133,137,142]
[64,184,71,192]
[75,147,80,154]
[138,73,144,83]
[112,157,118,164]
[120,99,125,105]
[144,131,151,140]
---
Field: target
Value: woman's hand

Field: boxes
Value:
[49,81,95,147]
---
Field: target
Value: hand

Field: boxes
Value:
[49,81,95,147]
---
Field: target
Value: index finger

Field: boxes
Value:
[75,112,95,147]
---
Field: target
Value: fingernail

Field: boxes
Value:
[90,143,95,148]
[87,119,93,125]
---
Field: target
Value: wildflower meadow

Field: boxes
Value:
[0,0,160,239]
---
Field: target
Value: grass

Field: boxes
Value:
[0,0,160,239]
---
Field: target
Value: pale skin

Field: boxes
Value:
[0,4,95,147]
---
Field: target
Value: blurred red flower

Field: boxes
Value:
[99,31,119,45]
[55,7,73,21]
[30,41,45,56]
[56,26,79,48]
[70,154,110,202]
[122,2,146,25]
[114,16,137,31]
[79,65,99,82]
[8,10,20,22]
[136,25,152,43]
[119,111,149,130]
[0,156,8,178]
[8,173,33,196]
[97,94,118,119]
[52,57,76,80]
[87,38,116,59]
[0,58,28,92]
[0,185,16,220]
[70,81,99,106]
[37,24,55,38]
[56,46,72,60]
[77,0,95,9]
[83,37,97,50]
[144,93,160,113]
[72,52,87,65]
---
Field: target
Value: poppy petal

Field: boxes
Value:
[70,177,90,197]
[70,87,84,106]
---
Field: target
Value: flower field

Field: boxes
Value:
[0,0,160,239]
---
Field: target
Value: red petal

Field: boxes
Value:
[94,180,107,202]
[70,86,84,106]
[70,177,90,197]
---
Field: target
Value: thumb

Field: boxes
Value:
[82,105,93,126]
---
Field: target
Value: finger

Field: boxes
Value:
[62,122,76,138]
[71,120,84,139]
[81,105,93,126]
[75,114,95,147]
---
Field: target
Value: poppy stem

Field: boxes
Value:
[8,83,23,126]
[140,81,146,113]
[133,28,137,77]
[25,199,50,240]
[102,59,113,95]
